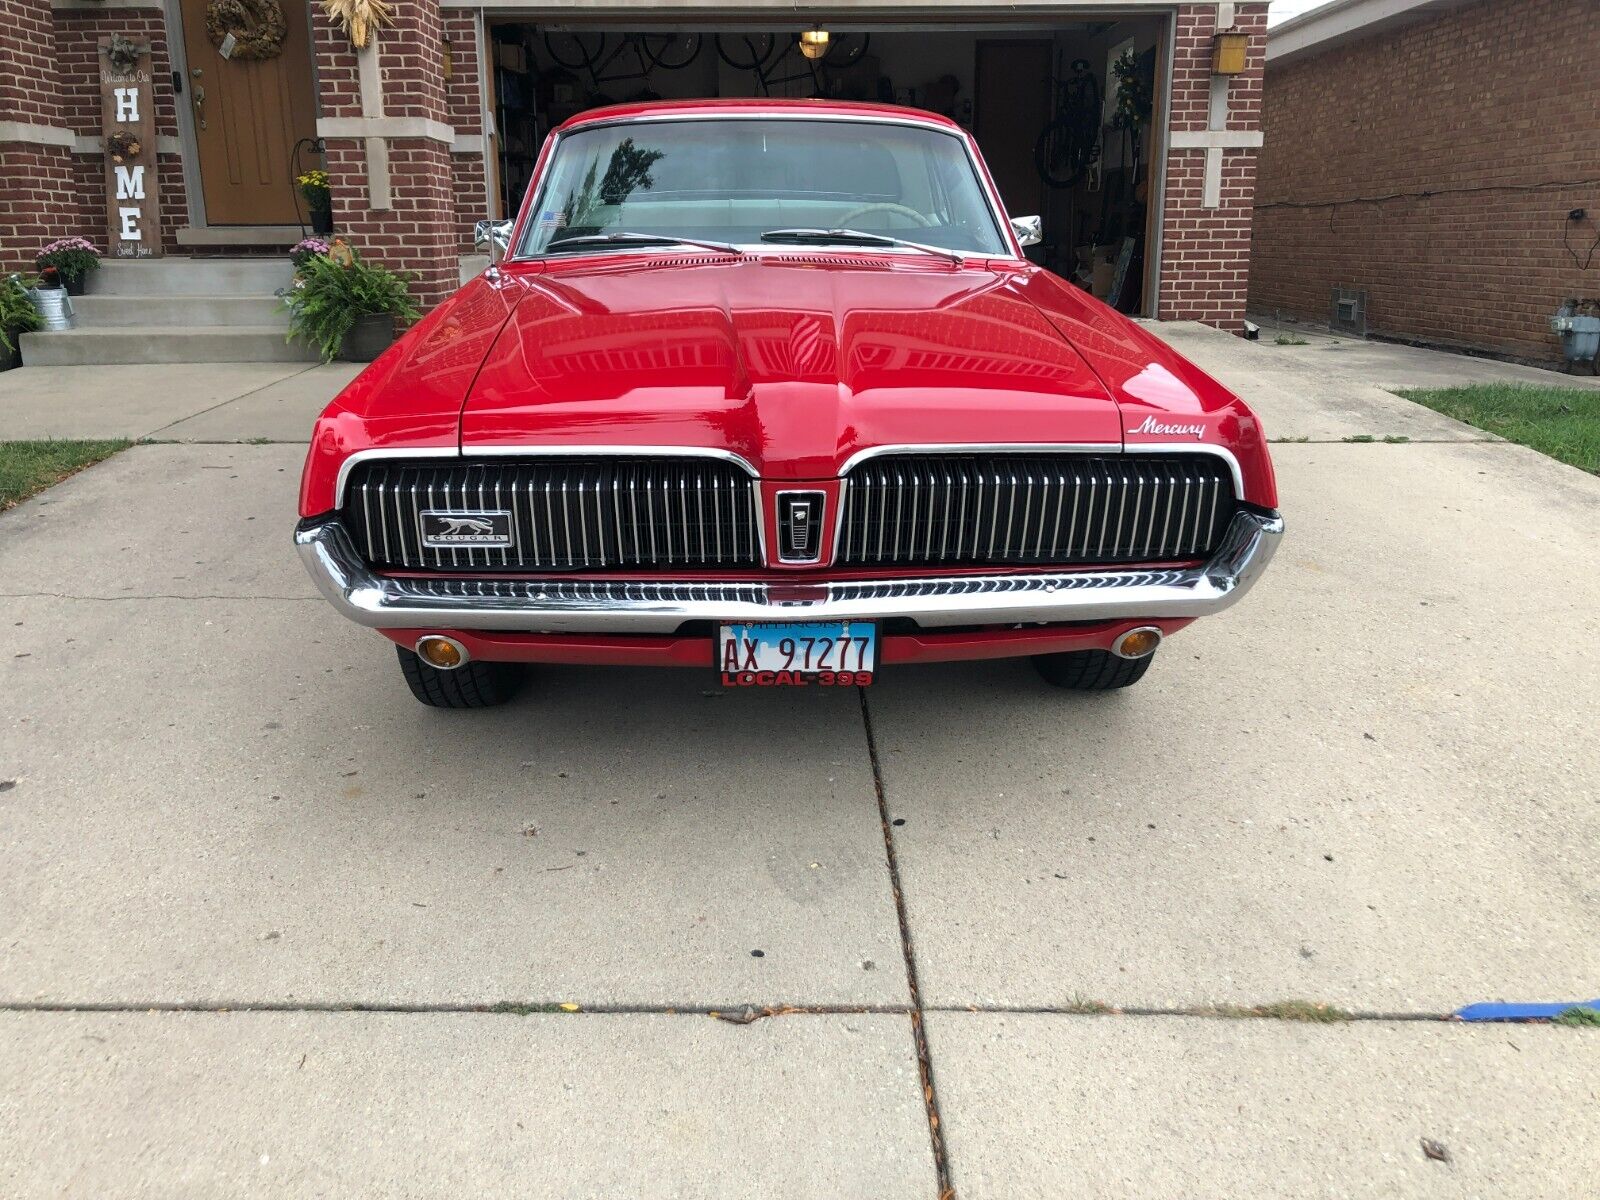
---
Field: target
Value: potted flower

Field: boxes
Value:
[297,168,334,234]
[0,275,46,371]
[37,236,101,296]
[290,236,331,272]
[280,241,419,362]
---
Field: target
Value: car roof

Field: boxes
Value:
[555,97,965,133]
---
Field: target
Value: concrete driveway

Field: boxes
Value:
[2,328,1597,1197]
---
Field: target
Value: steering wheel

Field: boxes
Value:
[836,202,935,229]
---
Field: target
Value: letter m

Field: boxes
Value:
[114,164,146,201]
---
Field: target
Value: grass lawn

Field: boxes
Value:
[1393,383,1600,474]
[0,440,132,512]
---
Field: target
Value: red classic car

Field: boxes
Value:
[296,99,1282,707]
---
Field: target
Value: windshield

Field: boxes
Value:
[516,118,1010,257]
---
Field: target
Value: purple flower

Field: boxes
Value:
[291,237,331,257]
[39,236,100,257]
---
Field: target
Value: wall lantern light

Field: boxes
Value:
[799,30,830,60]
[1212,31,1249,75]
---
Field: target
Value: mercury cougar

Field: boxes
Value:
[295,99,1282,707]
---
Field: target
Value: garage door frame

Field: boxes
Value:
[459,1,1181,315]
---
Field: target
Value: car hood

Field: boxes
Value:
[460,256,1123,479]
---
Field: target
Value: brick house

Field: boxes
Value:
[1251,0,1600,364]
[2,0,1270,361]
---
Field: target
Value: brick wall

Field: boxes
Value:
[55,7,186,257]
[0,0,78,273]
[1156,2,1268,330]
[444,9,488,251]
[1251,0,1600,363]
[312,1,459,308]
[10,0,1266,323]
[1,0,186,273]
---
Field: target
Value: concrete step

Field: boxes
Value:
[20,324,319,366]
[70,294,288,328]
[88,256,295,297]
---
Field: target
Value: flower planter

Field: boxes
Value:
[63,275,88,297]
[310,208,334,235]
[340,312,396,362]
[0,338,20,372]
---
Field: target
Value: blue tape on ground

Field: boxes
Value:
[1454,999,1600,1022]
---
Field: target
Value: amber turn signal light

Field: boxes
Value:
[416,635,467,669]
[1112,627,1162,660]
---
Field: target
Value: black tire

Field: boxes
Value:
[396,647,524,709]
[716,32,775,70]
[641,32,701,70]
[544,32,605,71]
[1032,648,1153,690]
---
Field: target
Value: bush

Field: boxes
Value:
[0,276,45,354]
[281,246,420,361]
[37,236,101,283]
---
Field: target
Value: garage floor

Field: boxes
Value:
[2,331,1597,1197]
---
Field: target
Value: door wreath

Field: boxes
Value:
[205,0,288,61]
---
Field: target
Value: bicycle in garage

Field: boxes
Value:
[1034,58,1102,190]
[714,32,871,97]
[542,31,703,91]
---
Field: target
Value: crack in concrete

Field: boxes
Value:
[859,686,955,1199]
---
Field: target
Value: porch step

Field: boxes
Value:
[20,324,318,366]
[87,256,295,296]
[70,294,288,328]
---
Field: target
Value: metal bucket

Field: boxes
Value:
[29,285,76,331]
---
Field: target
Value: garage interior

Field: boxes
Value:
[486,17,1166,315]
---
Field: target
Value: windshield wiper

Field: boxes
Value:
[545,232,742,256]
[759,228,964,265]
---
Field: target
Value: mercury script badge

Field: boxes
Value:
[1129,416,1206,439]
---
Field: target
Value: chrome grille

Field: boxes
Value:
[837,454,1237,567]
[343,458,761,572]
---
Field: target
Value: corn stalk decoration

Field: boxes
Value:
[321,0,393,50]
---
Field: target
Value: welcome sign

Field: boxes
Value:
[99,35,162,259]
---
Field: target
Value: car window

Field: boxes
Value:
[517,118,1009,256]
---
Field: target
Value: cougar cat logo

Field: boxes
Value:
[419,510,514,549]
[1128,416,1206,439]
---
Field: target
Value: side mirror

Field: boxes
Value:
[474,219,514,265]
[1011,215,1043,248]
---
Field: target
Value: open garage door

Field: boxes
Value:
[485,15,1168,316]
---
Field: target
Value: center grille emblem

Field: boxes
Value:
[776,491,826,563]
[419,510,513,548]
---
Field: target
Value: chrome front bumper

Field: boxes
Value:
[295,509,1283,633]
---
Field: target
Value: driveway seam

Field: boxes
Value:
[141,364,322,440]
[0,1001,915,1016]
[859,686,954,1200]
[0,593,318,602]
[0,1000,1460,1020]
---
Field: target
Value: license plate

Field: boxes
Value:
[718,621,877,686]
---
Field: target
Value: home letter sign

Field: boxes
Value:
[99,35,162,258]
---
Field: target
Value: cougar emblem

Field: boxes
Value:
[438,516,495,536]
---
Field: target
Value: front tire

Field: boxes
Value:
[1032,648,1153,690]
[396,647,524,708]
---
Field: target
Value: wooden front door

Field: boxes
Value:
[974,40,1052,222]
[178,0,319,225]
